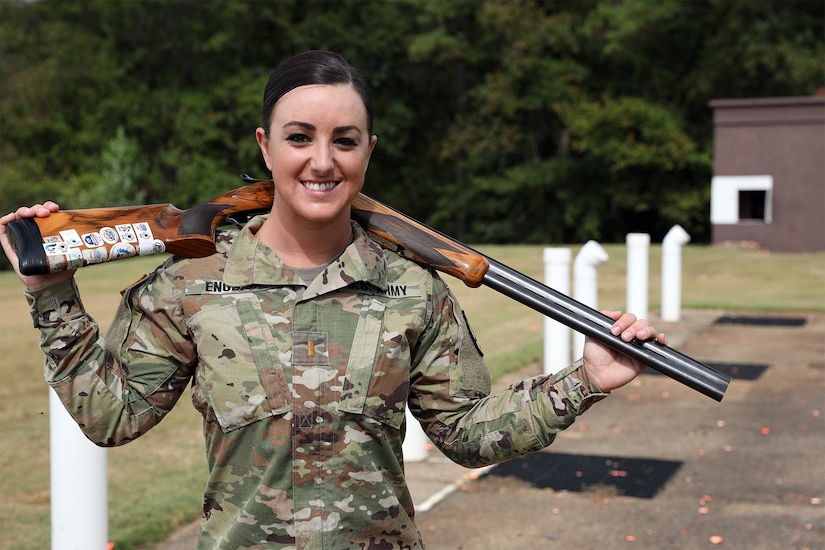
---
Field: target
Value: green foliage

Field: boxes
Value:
[1,0,822,272]
[72,127,147,208]
[558,96,705,172]
[552,96,711,241]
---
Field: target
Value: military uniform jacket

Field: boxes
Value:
[27,216,607,549]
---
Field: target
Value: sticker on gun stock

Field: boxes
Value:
[116,224,137,243]
[59,229,82,247]
[47,254,67,272]
[109,242,137,260]
[66,248,83,270]
[100,227,119,244]
[82,247,108,265]
[137,240,165,255]
[133,222,154,242]
[82,232,105,248]
[43,242,69,256]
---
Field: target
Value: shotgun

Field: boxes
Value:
[6,177,730,401]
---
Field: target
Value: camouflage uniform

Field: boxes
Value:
[27,216,607,549]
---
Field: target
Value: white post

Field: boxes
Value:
[50,389,108,550]
[661,225,691,322]
[402,407,429,462]
[625,233,650,320]
[573,241,609,357]
[543,248,571,374]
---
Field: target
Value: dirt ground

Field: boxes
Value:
[155,309,825,550]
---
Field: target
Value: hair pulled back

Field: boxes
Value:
[262,50,373,137]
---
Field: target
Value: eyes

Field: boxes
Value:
[285,133,360,149]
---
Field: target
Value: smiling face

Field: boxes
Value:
[256,84,377,232]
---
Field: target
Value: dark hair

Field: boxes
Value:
[262,50,373,137]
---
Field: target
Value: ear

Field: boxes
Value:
[255,127,273,172]
[362,134,378,173]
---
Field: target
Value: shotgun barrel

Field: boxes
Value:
[482,259,730,401]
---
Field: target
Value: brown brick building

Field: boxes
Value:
[709,96,825,252]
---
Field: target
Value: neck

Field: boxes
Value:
[256,207,353,268]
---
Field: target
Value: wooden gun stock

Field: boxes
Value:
[350,195,489,287]
[6,178,730,401]
[7,180,274,276]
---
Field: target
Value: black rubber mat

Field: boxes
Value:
[714,315,806,327]
[483,451,682,499]
[644,362,768,381]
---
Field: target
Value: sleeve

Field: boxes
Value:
[408,276,608,468]
[26,264,197,447]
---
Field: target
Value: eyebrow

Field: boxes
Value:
[283,121,362,135]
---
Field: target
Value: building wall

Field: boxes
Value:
[709,96,825,252]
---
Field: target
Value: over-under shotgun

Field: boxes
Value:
[6,178,730,401]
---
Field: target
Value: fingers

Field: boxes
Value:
[16,201,60,219]
[605,310,667,345]
[1,202,59,242]
[606,310,638,339]
[1,202,59,229]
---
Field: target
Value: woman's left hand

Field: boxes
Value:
[583,311,667,393]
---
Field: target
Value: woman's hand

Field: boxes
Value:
[0,202,76,291]
[582,310,667,393]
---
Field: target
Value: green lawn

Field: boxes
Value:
[1,244,822,549]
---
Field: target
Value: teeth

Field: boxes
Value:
[303,182,338,191]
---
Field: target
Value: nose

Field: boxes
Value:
[310,144,334,175]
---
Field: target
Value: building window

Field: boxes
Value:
[711,175,773,224]
[738,190,767,221]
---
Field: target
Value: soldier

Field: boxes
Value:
[0,50,666,549]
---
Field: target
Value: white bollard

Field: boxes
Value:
[573,241,609,357]
[661,225,691,322]
[543,248,572,374]
[625,233,650,320]
[402,407,429,462]
[50,389,108,550]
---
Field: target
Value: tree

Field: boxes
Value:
[74,126,147,208]
[1,0,823,274]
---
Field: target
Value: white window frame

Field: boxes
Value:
[710,175,773,224]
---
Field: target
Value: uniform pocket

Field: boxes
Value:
[188,297,290,432]
[339,299,409,429]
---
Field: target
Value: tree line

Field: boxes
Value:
[1,0,822,272]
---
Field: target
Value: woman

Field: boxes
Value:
[0,51,665,549]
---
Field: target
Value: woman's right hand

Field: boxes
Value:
[0,202,77,291]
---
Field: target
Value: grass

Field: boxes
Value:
[0,243,823,549]
[0,257,208,550]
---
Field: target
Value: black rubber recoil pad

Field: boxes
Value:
[6,218,49,276]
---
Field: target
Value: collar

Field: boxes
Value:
[221,215,388,297]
